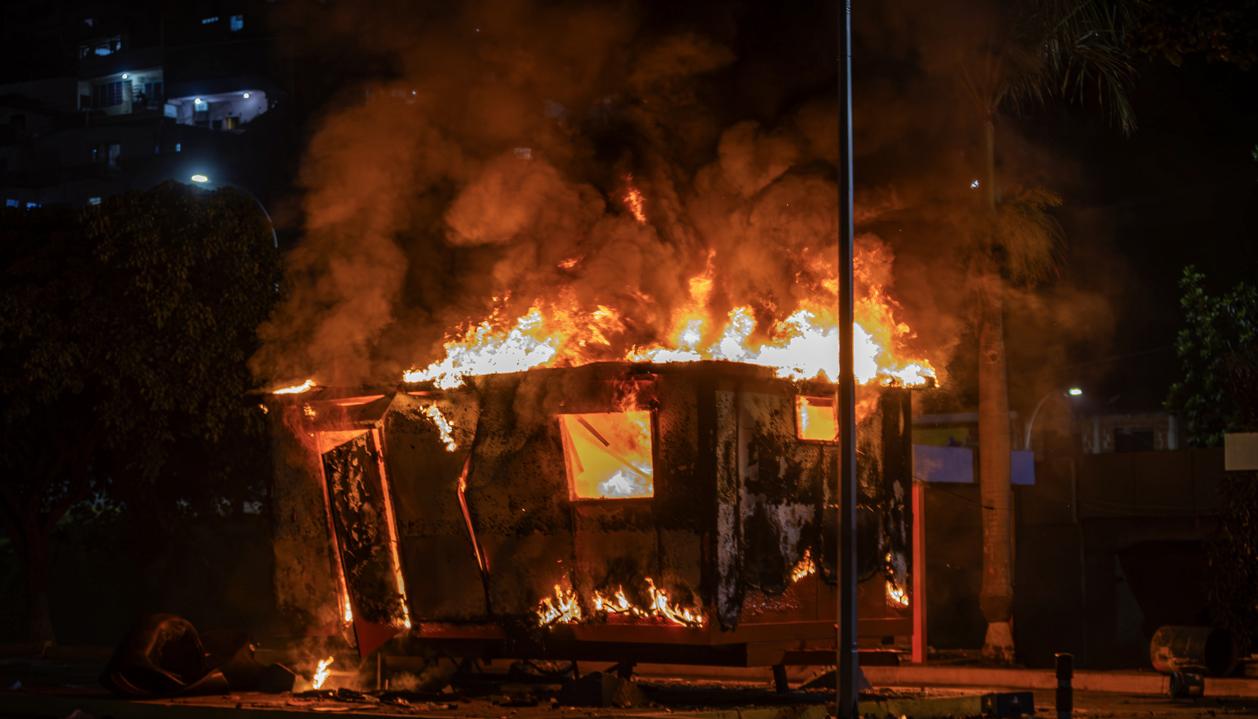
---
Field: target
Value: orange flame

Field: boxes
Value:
[312,656,334,690]
[272,378,316,395]
[536,584,582,626]
[886,579,910,609]
[790,548,817,582]
[623,174,646,224]
[402,244,935,390]
[539,577,705,628]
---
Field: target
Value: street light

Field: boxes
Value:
[1024,387,1084,450]
[186,173,276,248]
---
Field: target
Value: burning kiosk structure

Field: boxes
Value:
[269,359,920,668]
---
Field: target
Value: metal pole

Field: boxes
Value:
[835,1,859,717]
[1023,391,1057,450]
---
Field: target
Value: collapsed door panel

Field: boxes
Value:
[320,430,409,628]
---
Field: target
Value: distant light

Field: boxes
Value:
[194,97,203,104]
[121,72,130,80]
[201,16,219,25]
[87,196,102,206]
[242,91,250,99]
[1068,387,1083,397]
[969,179,981,189]
[190,174,209,183]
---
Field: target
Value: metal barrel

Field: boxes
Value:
[1149,625,1236,677]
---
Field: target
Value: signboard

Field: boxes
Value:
[1225,432,1258,471]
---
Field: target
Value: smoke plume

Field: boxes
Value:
[252,0,1120,398]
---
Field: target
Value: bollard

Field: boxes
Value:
[1055,653,1073,719]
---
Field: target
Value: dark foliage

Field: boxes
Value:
[1208,472,1258,652]
[0,182,280,641]
[1136,0,1258,69]
[1166,267,1258,447]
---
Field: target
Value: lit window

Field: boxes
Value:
[193,98,207,111]
[230,14,244,32]
[174,143,181,153]
[795,395,838,442]
[201,16,219,24]
[87,196,102,206]
[4,199,17,208]
[25,201,40,209]
[558,411,654,500]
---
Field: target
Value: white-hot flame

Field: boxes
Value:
[312,656,334,690]
[422,405,458,452]
[273,378,316,395]
[404,308,558,389]
[536,584,582,626]
[543,577,705,628]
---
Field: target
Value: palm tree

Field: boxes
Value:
[956,0,1137,662]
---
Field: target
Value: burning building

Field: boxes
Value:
[257,15,940,664]
[269,356,922,667]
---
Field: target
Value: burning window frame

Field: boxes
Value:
[794,394,839,443]
[556,409,657,501]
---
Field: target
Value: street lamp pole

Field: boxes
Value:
[1024,387,1083,450]
[835,1,859,717]
[189,174,278,249]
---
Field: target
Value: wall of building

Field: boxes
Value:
[917,411,1223,669]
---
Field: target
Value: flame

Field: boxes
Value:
[559,411,654,499]
[540,577,705,628]
[312,656,334,690]
[402,246,935,390]
[885,579,910,609]
[592,585,635,615]
[343,600,353,624]
[273,378,316,395]
[644,577,705,627]
[790,548,817,582]
[422,405,458,452]
[536,584,582,626]
[623,174,646,223]
[403,307,560,389]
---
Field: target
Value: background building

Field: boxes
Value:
[0,0,286,210]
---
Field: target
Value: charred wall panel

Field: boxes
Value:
[270,405,343,634]
[648,369,712,613]
[465,371,579,620]
[737,388,827,595]
[322,430,408,627]
[383,393,486,621]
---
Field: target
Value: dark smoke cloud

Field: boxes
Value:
[253,0,1123,398]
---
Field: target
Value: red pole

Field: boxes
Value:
[911,479,927,663]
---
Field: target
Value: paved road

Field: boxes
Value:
[4,653,1258,718]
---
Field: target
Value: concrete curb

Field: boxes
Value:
[864,665,1258,698]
